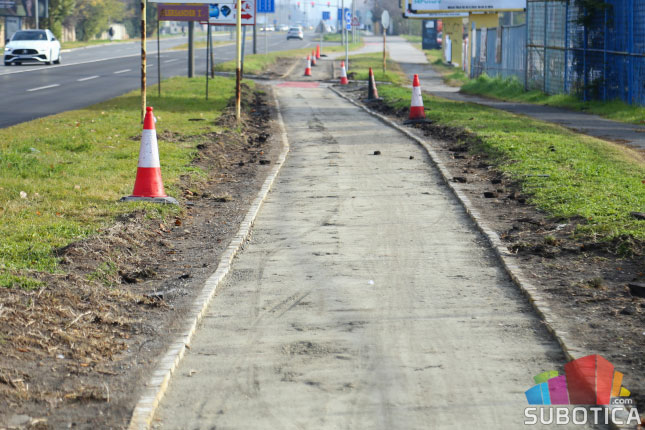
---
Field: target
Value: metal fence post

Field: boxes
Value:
[564,0,569,94]
[583,9,587,101]
[628,0,634,104]
[525,2,530,90]
[603,7,607,101]
[544,0,548,93]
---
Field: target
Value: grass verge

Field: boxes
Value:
[348,52,406,84]
[0,76,240,289]
[214,42,363,75]
[461,74,645,125]
[424,48,469,86]
[377,84,645,247]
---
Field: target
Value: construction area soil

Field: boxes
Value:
[0,85,281,430]
[338,83,645,410]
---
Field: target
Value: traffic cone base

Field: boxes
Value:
[304,55,312,76]
[339,61,348,85]
[121,107,178,205]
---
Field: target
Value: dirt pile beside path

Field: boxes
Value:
[341,85,645,408]
[0,85,280,429]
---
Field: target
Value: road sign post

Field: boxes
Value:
[344,8,351,69]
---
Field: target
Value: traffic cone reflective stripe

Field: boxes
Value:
[409,74,425,120]
[304,55,312,76]
[339,61,348,85]
[311,51,317,66]
[367,67,379,100]
[132,107,167,198]
[316,44,321,59]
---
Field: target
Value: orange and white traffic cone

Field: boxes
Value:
[408,74,426,122]
[121,107,177,204]
[316,44,321,59]
[311,50,317,67]
[366,67,380,100]
[304,55,312,76]
[339,61,348,85]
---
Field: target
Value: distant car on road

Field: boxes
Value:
[4,29,61,66]
[287,27,304,40]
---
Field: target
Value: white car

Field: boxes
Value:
[287,27,303,40]
[4,29,61,66]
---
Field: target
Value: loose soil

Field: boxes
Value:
[339,83,645,409]
[0,85,281,429]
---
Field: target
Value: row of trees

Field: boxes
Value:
[40,0,159,41]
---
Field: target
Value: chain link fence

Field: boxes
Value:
[470,0,645,105]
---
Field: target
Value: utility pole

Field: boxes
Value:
[35,0,39,28]
[188,21,194,78]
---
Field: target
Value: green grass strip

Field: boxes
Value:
[0,76,241,289]
[214,42,363,75]
[348,52,406,85]
[377,84,645,247]
[462,74,645,125]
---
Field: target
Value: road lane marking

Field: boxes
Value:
[26,84,60,92]
[77,75,99,81]
[164,59,178,63]
[114,69,131,74]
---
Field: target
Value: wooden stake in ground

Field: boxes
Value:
[381,10,390,74]
[235,0,242,121]
[157,19,161,97]
[141,0,147,121]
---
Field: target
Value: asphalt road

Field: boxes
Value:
[0,31,317,128]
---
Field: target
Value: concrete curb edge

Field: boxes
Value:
[127,89,291,430]
[329,86,635,430]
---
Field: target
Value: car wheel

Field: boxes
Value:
[4,61,10,66]
[54,53,61,64]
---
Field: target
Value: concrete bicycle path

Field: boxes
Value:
[152,83,593,429]
[377,35,645,151]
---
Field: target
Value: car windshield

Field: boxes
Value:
[12,31,47,41]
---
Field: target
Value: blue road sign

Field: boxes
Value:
[345,9,351,23]
[322,11,330,20]
[346,23,351,30]
[257,0,274,13]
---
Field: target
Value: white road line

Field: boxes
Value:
[114,69,131,74]
[77,75,99,81]
[26,84,60,92]
[164,59,178,63]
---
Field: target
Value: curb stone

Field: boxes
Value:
[329,86,637,430]
[127,89,291,430]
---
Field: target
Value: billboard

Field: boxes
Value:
[0,0,47,18]
[403,0,468,18]
[408,0,525,12]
